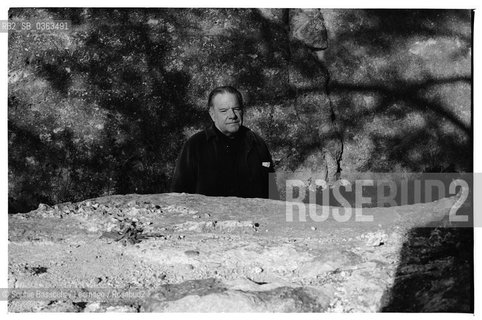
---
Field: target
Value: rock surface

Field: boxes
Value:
[8,193,473,312]
[321,9,472,175]
[10,9,471,213]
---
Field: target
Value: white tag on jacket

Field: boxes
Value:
[262,162,270,168]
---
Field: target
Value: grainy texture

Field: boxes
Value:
[8,9,471,212]
[321,9,472,175]
[8,193,473,312]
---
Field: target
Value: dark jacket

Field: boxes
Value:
[171,124,275,198]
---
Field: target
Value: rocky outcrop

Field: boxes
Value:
[8,193,472,312]
[8,8,345,212]
[320,9,472,175]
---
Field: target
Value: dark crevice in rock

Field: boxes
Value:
[72,301,88,311]
[25,265,48,276]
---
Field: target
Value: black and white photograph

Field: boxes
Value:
[4,5,476,313]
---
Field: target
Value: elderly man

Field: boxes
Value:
[171,86,275,198]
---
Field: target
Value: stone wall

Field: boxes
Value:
[321,9,472,176]
[8,9,472,212]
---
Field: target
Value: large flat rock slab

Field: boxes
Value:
[8,193,472,312]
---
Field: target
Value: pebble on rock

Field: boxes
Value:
[184,250,200,257]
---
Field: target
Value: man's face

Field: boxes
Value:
[209,92,243,137]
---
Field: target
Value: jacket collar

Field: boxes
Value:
[205,123,256,159]
[206,123,250,141]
